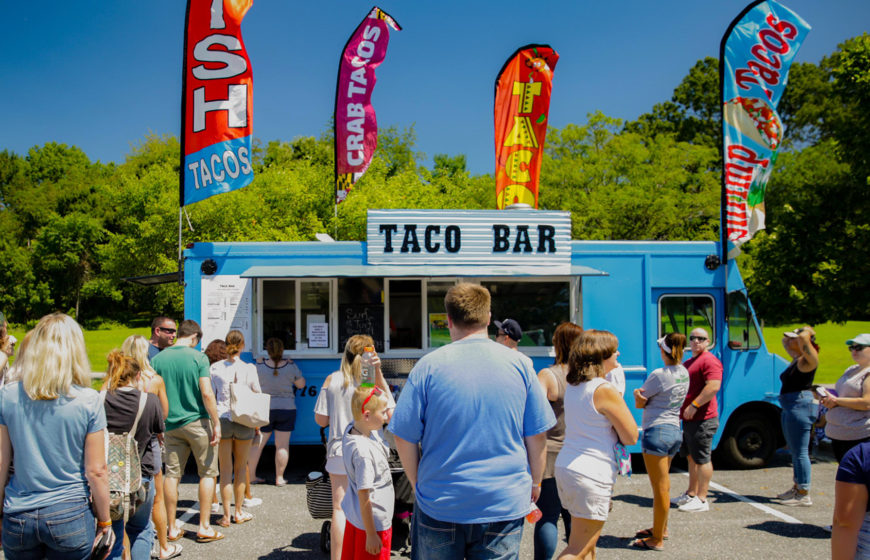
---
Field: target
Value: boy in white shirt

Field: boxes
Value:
[341,386,394,559]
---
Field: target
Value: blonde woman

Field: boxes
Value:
[0,313,113,559]
[249,337,305,486]
[314,335,392,560]
[209,330,261,527]
[555,330,638,560]
[121,335,179,560]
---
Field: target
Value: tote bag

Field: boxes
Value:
[229,366,270,428]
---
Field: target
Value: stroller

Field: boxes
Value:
[306,429,414,556]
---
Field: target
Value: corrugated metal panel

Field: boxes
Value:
[239,263,606,278]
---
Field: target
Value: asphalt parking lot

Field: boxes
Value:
[123,444,837,560]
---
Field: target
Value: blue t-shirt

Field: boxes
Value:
[837,441,870,512]
[0,382,106,514]
[388,335,555,524]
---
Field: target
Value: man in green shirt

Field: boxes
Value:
[152,319,223,542]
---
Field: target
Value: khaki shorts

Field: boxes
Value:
[164,418,219,478]
[219,417,255,441]
[555,466,612,521]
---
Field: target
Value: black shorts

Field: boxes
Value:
[260,409,297,433]
[681,417,719,465]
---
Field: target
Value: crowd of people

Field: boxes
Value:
[0,291,869,559]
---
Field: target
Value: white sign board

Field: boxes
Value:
[201,275,252,352]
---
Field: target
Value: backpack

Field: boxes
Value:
[100,390,148,522]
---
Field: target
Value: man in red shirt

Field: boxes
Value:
[672,327,723,513]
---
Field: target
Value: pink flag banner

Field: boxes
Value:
[334,6,401,204]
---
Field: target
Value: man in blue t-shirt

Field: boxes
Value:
[389,283,555,560]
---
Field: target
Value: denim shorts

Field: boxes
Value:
[260,409,297,433]
[642,423,682,457]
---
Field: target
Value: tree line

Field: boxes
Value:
[0,34,867,326]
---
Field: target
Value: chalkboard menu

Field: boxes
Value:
[338,304,385,353]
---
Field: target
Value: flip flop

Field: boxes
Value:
[196,529,225,543]
[216,517,231,528]
[232,511,253,524]
[251,477,266,484]
[629,538,664,551]
[168,519,186,541]
[634,528,669,540]
[159,543,183,560]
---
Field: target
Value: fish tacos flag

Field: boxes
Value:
[334,7,401,204]
[180,0,255,207]
[721,1,809,257]
[494,45,559,210]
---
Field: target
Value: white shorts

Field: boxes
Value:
[325,455,346,476]
[555,466,612,521]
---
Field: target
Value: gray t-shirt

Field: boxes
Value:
[340,424,394,531]
[256,359,302,410]
[640,364,689,430]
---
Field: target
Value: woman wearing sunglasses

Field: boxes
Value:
[821,334,870,463]
[774,326,819,507]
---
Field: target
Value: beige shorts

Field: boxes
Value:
[164,418,219,478]
[219,417,254,441]
[555,466,612,521]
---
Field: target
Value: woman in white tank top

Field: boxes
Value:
[554,330,638,559]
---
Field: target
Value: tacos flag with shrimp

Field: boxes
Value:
[494,45,559,210]
[720,0,810,258]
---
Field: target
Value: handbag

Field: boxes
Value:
[613,441,632,477]
[229,365,270,428]
[305,471,333,519]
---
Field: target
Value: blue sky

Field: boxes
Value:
[3,1,868,175]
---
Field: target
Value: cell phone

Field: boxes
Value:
[817,387,829,398]
[90,528,113,560]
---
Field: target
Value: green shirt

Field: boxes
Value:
[152,345,211,431]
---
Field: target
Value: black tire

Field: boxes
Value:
[320,520,331,554]
[719,412,778,469]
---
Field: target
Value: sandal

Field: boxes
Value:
[216,517,231,528]
[159,543,183,560]
[196,529,225,543]
[629,538,664,551]
[168,519,186,542]
[232,511,254,524]
[251,477,266,484]
[634,528,669,540]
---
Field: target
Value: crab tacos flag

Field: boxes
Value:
[720,1,809,257]
[334,7,401,204]
[180,0,255,207]
[494,45,559,210]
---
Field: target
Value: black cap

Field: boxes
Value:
[494,319,522,342]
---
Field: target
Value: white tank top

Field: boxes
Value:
[555,377,618,484]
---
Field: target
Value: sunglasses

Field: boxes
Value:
[689,336,708,342]
[159,327,177,334]
[850,344,868,352]
[362,386,383,414]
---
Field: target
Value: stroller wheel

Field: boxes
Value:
[320,520,331,554]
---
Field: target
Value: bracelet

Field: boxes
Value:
[97,519,112,528]
[692,400,701,408]
[533,482,542,488]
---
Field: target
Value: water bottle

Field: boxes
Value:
[361,346,376,387]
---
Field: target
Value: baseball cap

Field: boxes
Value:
[494,319,523,342]
[846,334,870,347]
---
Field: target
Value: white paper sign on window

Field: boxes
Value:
[308,322,329,348]
[201,275,252,352]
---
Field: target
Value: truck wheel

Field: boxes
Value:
[719,412,777,469]
[320,520,331,554]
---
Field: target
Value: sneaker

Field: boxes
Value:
[242,497,263,507]
[678,496,710,512]
[670,492,693,507]
[775,486,797,501]
[210,503,220,514]
[779,491,812,507]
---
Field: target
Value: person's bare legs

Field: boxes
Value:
[218,439,234,526]
[330,474,349,560]
[151,470,172,557]
[696,460,714,502]
[233,438,253,518]
[198,475,216,534]
[164,476,181,539]
[686,456,699,497]
[642,453,672,548]
[248,431,269,484]
[557,517,605,560]
[274,430,291,485]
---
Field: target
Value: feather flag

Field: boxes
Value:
[494,45,559,210]
[180,0,255,207]
[334,6,401,204]
[721,0,809,257]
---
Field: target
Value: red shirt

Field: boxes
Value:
[680,351,723,421]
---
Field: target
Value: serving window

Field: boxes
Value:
[259,279,333,353]
[482,281,571,347]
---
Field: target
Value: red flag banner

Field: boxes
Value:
[181,0,254,207]
[334,6,401,204]
[494,45,559,210]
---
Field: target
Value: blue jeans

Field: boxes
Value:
[2,498,95,560]
[533,478,571,560]
[780,391,815,491]
[411,506,524,560]
[109,476,155,560]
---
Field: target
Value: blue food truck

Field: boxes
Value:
[183,209,787,468]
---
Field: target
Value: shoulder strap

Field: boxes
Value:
[128,391,148,437]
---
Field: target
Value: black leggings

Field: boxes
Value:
[832,436,870,463]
